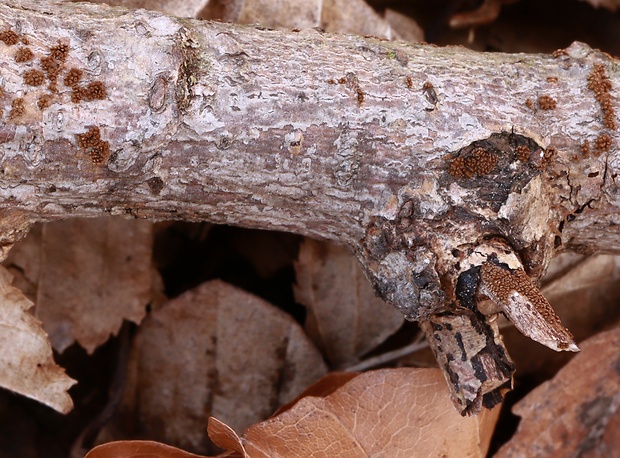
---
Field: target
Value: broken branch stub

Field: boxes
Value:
[479,262,579,352]
[419,312,514,415]
[358,131,583,413]
[0,1,618,414]
[418,239,579,414]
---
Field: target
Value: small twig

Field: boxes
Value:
[343,335,428,372]
[343,318,518,373]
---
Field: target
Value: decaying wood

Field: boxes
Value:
[479,261,579,352]
[0,0,619,414]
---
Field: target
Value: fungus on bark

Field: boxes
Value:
[64,68,83,87]
[9,97,25,119]
[14,47,33,62]
[594,133,612,153]
[0,29,19,46]
[449,147,498,178]
[23,69,46,86]
[76,126,110,165]
[515,145,530,162]
[587,63,616,130]
[479,262,578,352]
[538,95,557,110]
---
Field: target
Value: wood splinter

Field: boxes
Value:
[479,262,579,352]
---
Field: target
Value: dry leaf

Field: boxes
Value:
[448,0,506,29]
[99,280,326,453]
[233,0,321,30]
[85,440,211,458]
[3,223,41,301]
[5,218,152,354]
[273,371,359,416]
[0,265,76,413]
[384,8,424,43]
[496,326,620,457]
[201,0,402,40]
[320,0,393,38]
[208,418,247,457]
[208,373,359,455]
[542,254,620,300]
[294,239,403,368]
[200,0,321,28]
[83,0,421,44]
[69,0,212,18]
[210,368,500,458]
[540,251,585,285]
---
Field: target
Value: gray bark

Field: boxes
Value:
[1,0,618,414]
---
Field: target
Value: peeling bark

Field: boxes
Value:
[0,0,619,414]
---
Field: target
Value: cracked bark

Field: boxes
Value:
[0,0,618,414]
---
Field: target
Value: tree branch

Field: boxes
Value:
[1,0,618,414]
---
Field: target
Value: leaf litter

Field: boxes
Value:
[0,264,76,413]
[87,368,500,458]
[5,218,153,354]
[96,279,327,454]
[1,1,620,457]
[294,239,404,368]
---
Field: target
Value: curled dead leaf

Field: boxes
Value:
[200,0,406,40]
[0,265,76,413]
[294,239,403,368]
[5,218,152,354]
[99,280,326,453]
[69,0,212,18]
[496,326,620,457]
[208,417,248,457]
[85,440,210,458]
[211,368,500,458]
